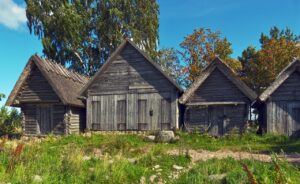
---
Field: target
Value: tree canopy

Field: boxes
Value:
[240,27,300,94]
[179,28,241,86]
[26,0,159,76]
[0,93,5,101]
[157,48,184,87]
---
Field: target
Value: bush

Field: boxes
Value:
[0,106,22,136]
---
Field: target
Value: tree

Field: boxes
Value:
[240,27,300,94]
[26,0,159,76]
[157,48,186,87]
[0,93,4,101]
[179,28,241,85]
[0,107,21,135]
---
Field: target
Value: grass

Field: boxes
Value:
[0,132,299,183]
[175,157,300,184]
[176,132,300,153]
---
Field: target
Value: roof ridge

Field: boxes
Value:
[38,57,89,84]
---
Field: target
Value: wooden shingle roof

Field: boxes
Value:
[258,59,300,102]
[6,55,89,107]
[179,57,257,104]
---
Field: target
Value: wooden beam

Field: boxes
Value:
[186,101,246,106]
[128,85,153,90]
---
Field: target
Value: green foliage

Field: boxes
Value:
[0,93,5,101]
[175,157,300,184]
[0,106,22,135]
[157,48,185,86]
[179,27,241,86]
[240,27,300,94]
[0,133,299,183]
[25,0,159,76]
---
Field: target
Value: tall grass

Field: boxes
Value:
[0,133,299,183]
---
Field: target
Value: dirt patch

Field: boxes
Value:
[167,149,300,165]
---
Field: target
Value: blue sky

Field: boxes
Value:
[0,0,300,106]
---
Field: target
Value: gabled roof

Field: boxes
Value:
[258,59,300,102]
[6,55,89,107]
[80,39,183,95]
[179,57,257,104]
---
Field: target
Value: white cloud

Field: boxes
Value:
[0,0,26,30]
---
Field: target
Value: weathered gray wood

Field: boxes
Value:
[39,105,51,134]
[18,66,60,103]
[188,69,250,104]
[83,42,181,131]
[187,102,246,106]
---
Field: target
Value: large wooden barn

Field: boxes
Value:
[179,57,257,136]
[6,55,88,135]
[253,59,300,136]
[80,40,183,131]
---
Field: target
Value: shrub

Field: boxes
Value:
[0,106,22,136]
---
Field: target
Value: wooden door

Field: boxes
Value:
[138,99,148,130]
[208,106,224,136]
[291,106,300,136]
[186,107,209,132]
[38,105,52,134]
[117,100,127,130]
[91,98,101,130]
[161,98,171,130]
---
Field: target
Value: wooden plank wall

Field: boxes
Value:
[266,101,300,135]
[185,104,247,135]
[188,69,250,103]
[22,104,38,134]
[86,43,179,131]
[18,65,60,103]
[87,92,178,131]
[22,103,67,135]
[65,107,86,134]
[52,104,66,134]
[266,72,300,135]
[89,44,176,94]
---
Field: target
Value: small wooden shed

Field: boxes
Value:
[80,40,183,131]
[253,59,300,136]
[179,57,257,136]
[6,55,88,135]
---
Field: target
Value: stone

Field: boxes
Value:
[128,158,137,164]
[83,132,92,138]
[208,173,227,181]
[82,156,91,161]
[94,148,103,158]
[154,165,160,169]
[144,135,156,142]
[89,167,95,172]
[140,176,146,184]
[149,175,157,182]
[33,175,42,182]
[172,165,184,170]
[155,131,175,143]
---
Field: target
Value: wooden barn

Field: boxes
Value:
[6,55,88,135]
[179,57,257,136]
[80,40,183,131]
[253,59,300,136]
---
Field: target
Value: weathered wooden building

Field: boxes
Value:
[6,55,88,135]
[80,40,183,131]
[253,59,300,136]
[179,57,257,136]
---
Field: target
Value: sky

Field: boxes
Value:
[0,0,300,106]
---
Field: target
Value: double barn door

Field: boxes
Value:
[187,105,247,136]
[36,105,52,134]
[90,93,172,131]
[189,106,225,136]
